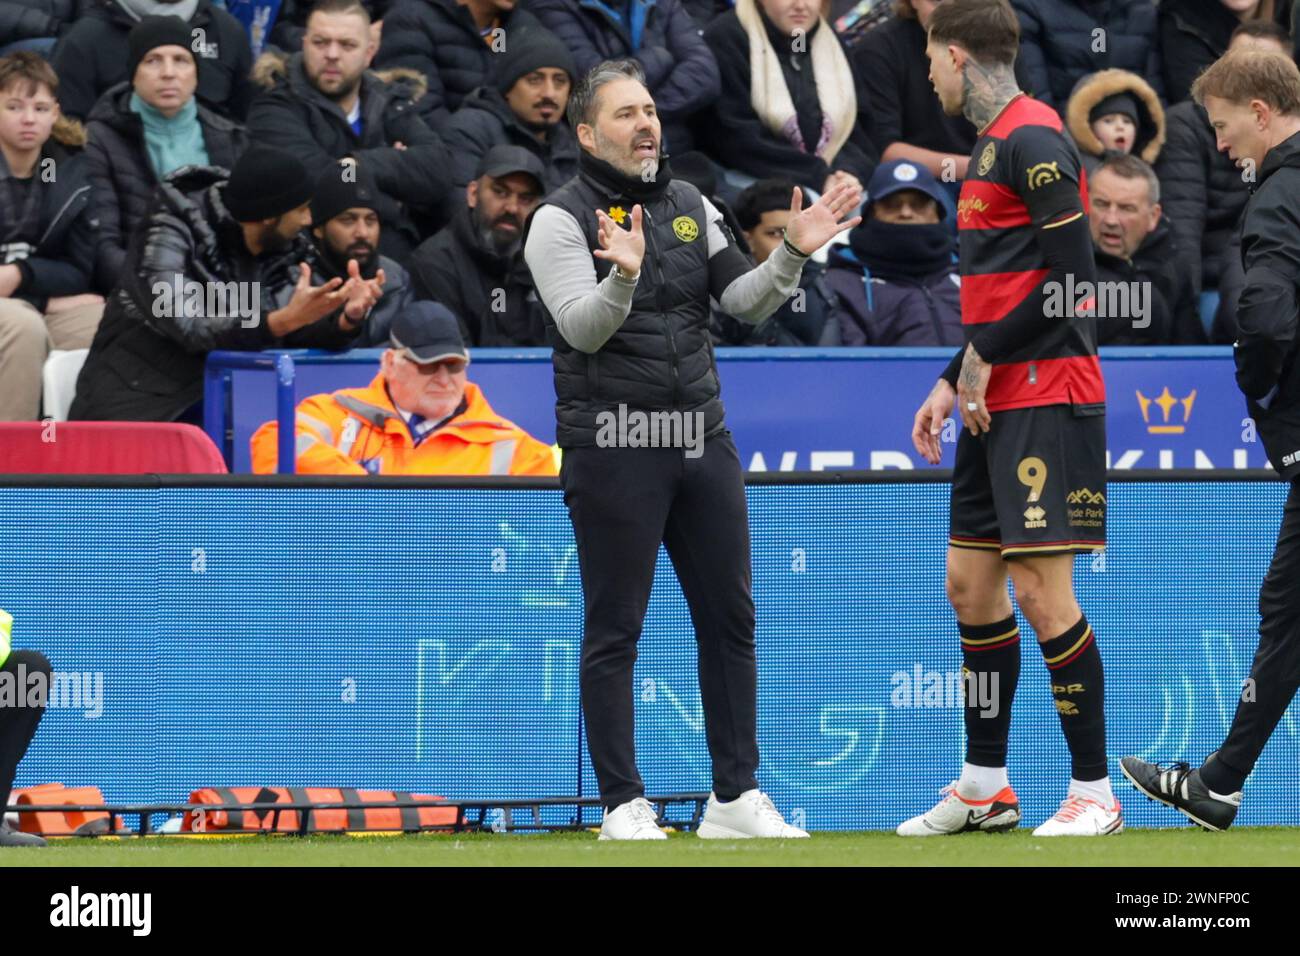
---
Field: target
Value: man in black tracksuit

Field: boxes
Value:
[1122,48,1300,830]
[523,59,860,840]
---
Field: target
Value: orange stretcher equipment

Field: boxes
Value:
[180,787,462,833]
[13,783,127,835]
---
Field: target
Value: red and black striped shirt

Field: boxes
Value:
[956,93,1105,412]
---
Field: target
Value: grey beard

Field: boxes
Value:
[477,222,520,258]
[961,58,1021,131]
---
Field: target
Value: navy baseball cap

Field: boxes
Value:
[865,160,949,219]
[389,302,470,365]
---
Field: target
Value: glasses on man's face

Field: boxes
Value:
[403,354,468,375]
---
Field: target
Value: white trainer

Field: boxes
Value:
[896,782,1021,836]
[697,789,810,839]
[1032,794,1124,836]
[598,797,669,840]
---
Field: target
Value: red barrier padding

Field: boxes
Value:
[0,422,227,474]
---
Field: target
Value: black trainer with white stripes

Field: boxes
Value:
[1119,756,1243,831]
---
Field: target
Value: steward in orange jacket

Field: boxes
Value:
[250,303,557,476]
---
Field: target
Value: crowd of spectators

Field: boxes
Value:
[1,0,1296,426]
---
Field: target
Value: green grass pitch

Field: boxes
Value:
[3,828,1299,866]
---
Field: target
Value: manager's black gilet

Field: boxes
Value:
[535,163,726,448]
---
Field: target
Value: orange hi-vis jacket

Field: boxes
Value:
[250,373,558,476]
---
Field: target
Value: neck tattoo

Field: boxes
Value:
[962,58,1020,132]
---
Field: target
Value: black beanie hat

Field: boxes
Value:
[127,15,196,81]
[494,27,576,94]
[311,162,381,226]
[225,147,315,222]
[1089,91,1141,127]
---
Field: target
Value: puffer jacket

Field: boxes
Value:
[0,0,81,44]
[1011,0,1162,111]
[68,166,326,422]
[374,0,543,126]
[250,375,558,475]
[440,85,580,196]
[825,243,963,347]
[1064,68,1165,175]
[246,51,452,264]
[1154,99,1252,297]
[83,81,248,293]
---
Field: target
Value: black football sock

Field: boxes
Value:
[959,615,1021,768]
[1040,616,1108,781]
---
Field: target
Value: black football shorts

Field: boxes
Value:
[949,404,1106,558]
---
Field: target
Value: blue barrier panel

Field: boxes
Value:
[2,477,1294,830]
[207,347,1270,475]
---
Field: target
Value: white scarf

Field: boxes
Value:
[734,0,857,163]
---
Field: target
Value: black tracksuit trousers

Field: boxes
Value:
[559,431,761,812]
[0,650,50,813]
[1213,479,1300,785]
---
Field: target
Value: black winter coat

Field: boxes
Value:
[440,86,580,197]
[305,245,414,348]
[701,9,877,193]
[374,0,542,127]
[1093,216,1203,346]
[1228,131,1300,478]
[825,244,963,347]
[853,14,976,160]
[526,0,720,152]
[1011,0,1162,111]
[408,206,545,347]
[245,53,452,264]
[1158,0,1242,107]
[68,166,328,422]
[1154,100,1251,297]
[50,0,254,121]
[3,140,97,311]
[84,82,247,294]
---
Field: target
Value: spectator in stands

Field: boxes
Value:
[1157,20,1289,333]
[51,0,254,122]
[855,0,977,181]
[272,0,391,52]
[247,0,453,266]
[69,148,386,421]
[826,159,961,346]
[0,52,103,421]
[1160,0,1286,106]
[0,0,80,58]
[703,0,877,196]
[1010,0,1162,112]
[440,25,578,206]
[250,302,559,474]
[528,0,719,153]
[713,178,841,346]
[374,0,543,127]
[408,145,545,346]
[1064,68,1165,177]
[84,16,248,293]
[307,160,413,345]
[1089,153,1202,345]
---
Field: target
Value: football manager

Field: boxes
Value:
[523,58,861,841]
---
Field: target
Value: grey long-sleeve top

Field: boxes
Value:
[524,195,808,353]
